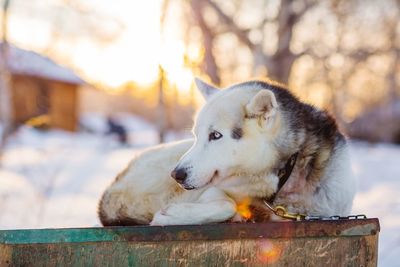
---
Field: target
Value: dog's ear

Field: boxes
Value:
[245,90,278,123]
[195,78,219,100]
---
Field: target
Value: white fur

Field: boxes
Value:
[175,86,280,190]
[100,79,356,226]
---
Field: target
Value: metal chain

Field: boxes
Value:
[263,199,367,221]
[304,214,367,221]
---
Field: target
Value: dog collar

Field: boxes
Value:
[265,151,299,204]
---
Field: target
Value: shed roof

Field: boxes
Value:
[1,43,84,85]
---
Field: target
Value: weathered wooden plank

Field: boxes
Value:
[0,236,378,267]
[0,219,379,267]
[0,219,379,244]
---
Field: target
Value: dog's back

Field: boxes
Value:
[250,81,355,216]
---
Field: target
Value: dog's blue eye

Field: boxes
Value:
[209,131,223,141]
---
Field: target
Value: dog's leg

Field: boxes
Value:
[150,187,236,226]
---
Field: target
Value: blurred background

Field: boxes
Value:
[0,0,399,265]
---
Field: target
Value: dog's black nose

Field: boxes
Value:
[171,168,187,184]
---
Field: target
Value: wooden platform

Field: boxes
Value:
[0,219,379,266]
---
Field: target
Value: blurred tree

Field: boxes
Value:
[0,0,13,153]
[301,0,400,126]
[183,0,317,84]
[344,0,400,142]
[190,0,220,85]
[6,0,124,66]
[157,66,167,143]
[158,0,170,143]
[164,0,400,142]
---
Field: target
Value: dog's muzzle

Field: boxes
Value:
[171,168,195,190]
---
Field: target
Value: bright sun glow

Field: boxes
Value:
[160,40,195,93]
[7,0,197,91]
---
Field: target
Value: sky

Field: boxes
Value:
[4,0,195,89]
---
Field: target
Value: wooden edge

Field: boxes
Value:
[0,218,380,245]
[0,244,12,265]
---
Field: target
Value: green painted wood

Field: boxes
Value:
[0,219,380,267]
[0,219,379,244]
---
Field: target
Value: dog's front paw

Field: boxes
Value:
[230,212,247,222]
[150,212,172,226]
[150,204,186,226]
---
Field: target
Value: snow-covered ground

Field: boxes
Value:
[0,122,399,266]
[349,141,400,267]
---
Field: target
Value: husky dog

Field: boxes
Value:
[98,79,356,226]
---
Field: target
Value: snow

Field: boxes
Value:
[0,126,133,228]
[80,112,159,146]
[0,121,399,266]
[79,112,190,146]
[1,43,84,85]
[349,142,400,267]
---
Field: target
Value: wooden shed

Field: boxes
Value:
[3,43,84,131]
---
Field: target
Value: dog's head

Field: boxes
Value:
[171,79,282,190]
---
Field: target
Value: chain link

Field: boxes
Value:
[263,198,367,221]
[304,214,367,221]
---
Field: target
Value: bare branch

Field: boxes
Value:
[204,0,255,50]
[294,0,318,23]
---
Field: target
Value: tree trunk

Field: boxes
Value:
[266,0,298,83]
[157,66,167,143]
[190,0,220,85]
[386,15,399,104]
[205,0,310,85]
[0,0,13,152]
